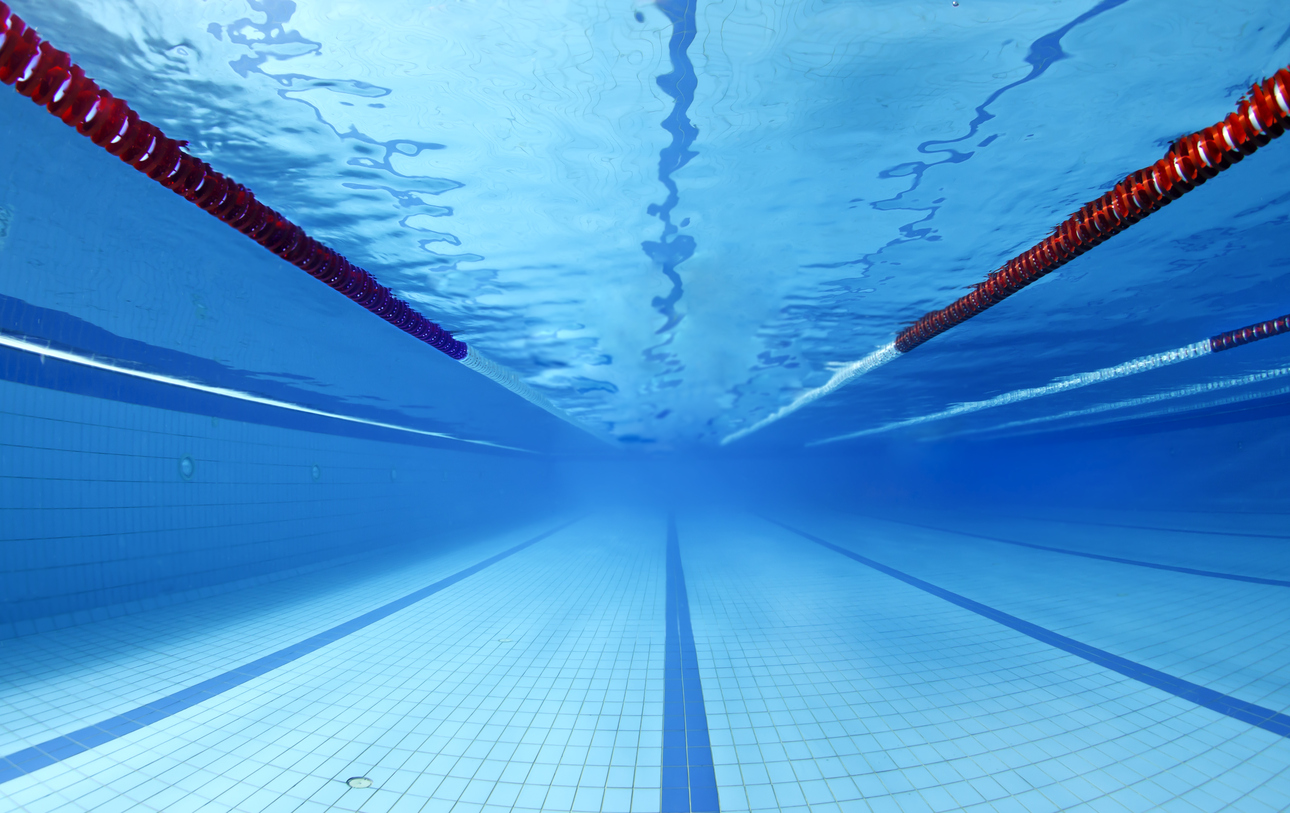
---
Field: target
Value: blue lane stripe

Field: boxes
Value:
[1037,516,1290,541]
[866,515,1290,588]
[0,519,581,785]
[767,517,1290,740]
[662,515,719,813]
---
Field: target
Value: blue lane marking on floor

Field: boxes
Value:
[0,519,582,785]
[867,515,1290,588]
[1023,515,1290,541]
[663,515,719,813]
[767,517,1290,740]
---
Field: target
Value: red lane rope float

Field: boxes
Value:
[0,3,467,360]
[894,65,1290,354]
[1210,313,1290,353]
[721,64,1290,446]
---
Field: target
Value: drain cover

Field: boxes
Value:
[346,777,373,789]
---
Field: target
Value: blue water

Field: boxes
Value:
[2,0,1290,811]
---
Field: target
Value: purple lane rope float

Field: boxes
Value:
[809,312,1290,445]
[0,3,591,434]
[724,64,1290,445]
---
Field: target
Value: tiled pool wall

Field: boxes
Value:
[777,416,1290,517]
[551,410,1290,521]
[6,351,1287,642]
[0,379,560,639]
[0,83,573,640]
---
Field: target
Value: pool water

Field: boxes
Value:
[2,1,1289,811]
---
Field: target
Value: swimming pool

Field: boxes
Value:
[2,1,1289,811]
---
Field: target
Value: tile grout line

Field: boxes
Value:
[0,517,585,785]
[662,514,720,813]
[764,516,1290,740]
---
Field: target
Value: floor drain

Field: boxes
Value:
[346,777,373,789]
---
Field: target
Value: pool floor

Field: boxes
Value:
[1,509,1288,812]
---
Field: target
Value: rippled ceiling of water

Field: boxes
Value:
[16,0,1290,451]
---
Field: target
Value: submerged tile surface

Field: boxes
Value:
[3,510,1289,812]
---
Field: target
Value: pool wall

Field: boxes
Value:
[0,381,560,639]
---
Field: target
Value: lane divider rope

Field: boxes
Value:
[723,64,1290,445]
[0,4,597,437]
[809,312,1290,445]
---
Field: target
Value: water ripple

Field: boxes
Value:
[643,0,701,335]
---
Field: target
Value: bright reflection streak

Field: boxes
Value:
[722,343,900,445]
[0,332,533,454]
[944,366,1290,440]
[809,340,1211,446]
